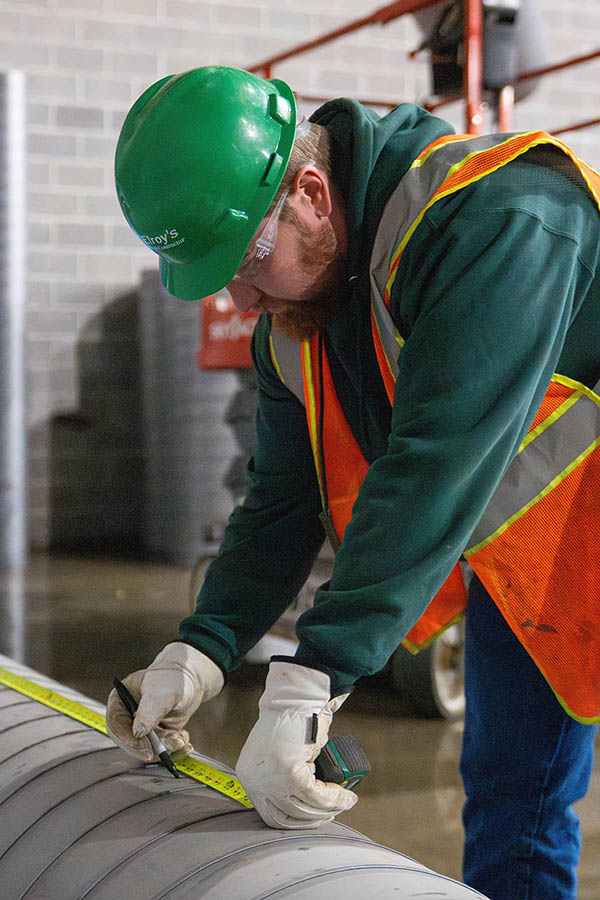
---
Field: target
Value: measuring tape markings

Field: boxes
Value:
[0,665,252,809]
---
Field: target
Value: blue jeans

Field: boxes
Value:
[460,575,597,900]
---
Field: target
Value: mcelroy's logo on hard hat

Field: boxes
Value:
[141,228,185,251]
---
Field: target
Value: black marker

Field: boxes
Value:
[113,677,179,778]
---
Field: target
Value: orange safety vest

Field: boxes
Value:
[271,131,600,723]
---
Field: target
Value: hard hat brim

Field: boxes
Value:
[158,245,242,301]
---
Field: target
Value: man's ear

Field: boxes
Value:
[290,166,332,218]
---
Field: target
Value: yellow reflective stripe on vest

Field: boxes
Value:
[370,134,528,377]
[301,340,327,511]
[269,334,285,385]
[465,376,600,555]
[518,392,578,453]
[411,132,479,167]
[270,329,327,511]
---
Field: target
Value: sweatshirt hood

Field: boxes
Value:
[311,99,454,270]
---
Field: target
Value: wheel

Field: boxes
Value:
[390,622,465,721]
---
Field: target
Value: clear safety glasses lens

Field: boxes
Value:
[236,189,289,281]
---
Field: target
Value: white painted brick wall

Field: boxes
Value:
[1,0,597,555]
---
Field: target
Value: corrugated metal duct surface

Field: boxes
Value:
[0,654,488,899]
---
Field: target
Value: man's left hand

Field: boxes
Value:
[236,660,357,829]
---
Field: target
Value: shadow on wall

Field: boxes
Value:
[44,272,251,566]
[48,290,146,559]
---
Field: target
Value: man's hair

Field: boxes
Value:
[271,119,332,213]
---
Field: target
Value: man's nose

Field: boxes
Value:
[227,278,261,313]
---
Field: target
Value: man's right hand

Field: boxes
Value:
[105,642,224,762]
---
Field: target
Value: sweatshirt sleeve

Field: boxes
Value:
[294,183,597,694]
[178,314,325,672]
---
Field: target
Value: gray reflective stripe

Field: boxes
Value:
[370,282,401,382]
[466,388,600,552]
[370,133,515,308]
[270,327,305,406]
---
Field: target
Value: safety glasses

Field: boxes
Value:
[236,189,289,282]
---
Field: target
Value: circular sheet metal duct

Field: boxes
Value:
[0,71,27,569]
[0,653,488,899]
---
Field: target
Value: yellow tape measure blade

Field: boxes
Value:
[0,664,252,808]
[0,666,107,733]
[174,755,253,808]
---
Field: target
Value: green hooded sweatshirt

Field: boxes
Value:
[179,99,600,696]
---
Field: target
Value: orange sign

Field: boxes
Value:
[198,291,259,370]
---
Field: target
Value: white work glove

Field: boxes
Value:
[236,660,358,829]
[106,642,224,762]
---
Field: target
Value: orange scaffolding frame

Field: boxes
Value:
[202,1,598,367]
[247,0,600,137]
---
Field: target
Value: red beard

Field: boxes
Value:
[269,213,345,342]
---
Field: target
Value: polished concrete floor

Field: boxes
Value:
[0,552,599,898]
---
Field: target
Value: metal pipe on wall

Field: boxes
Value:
[0,653,489,899]
[0,70,27,569]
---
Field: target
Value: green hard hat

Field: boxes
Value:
[115,66,297,300]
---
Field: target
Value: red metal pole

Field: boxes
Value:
[496,85,514,132]
[551,117,600,136]
[289,93,397,110]
[248,0,441,75]
[463,0,484,134]
[518,48,600,82]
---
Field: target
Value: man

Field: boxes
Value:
[107,65,600,899]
